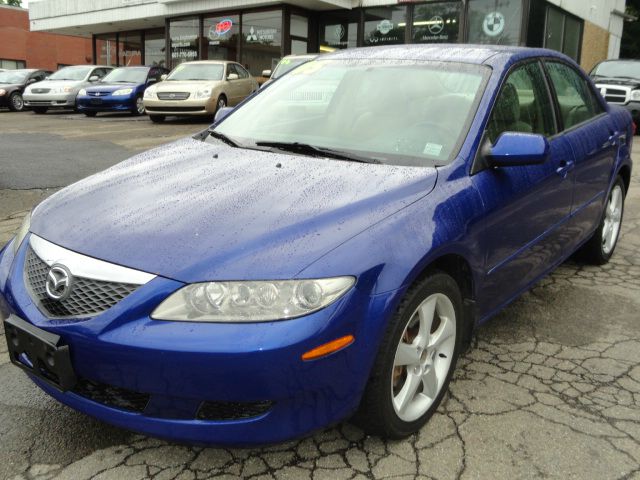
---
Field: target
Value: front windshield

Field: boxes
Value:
[48,66,93,81]
[212,59,488,167]
[0,70,29,84]
[102,67,148,84]
[592,61,640,80]
[166,63,224,81]
[272,57,313,79]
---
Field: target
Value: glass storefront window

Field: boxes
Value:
[119,32,142,66]
[319,10,359,51]
[467,0,523,46]
[364,6,407,46]
[170,18,200,67]
[291,39,308,55]
[96,34,117,66]
[544,7,582,62]
[241,10,283,77]
[204,15,240,61]
[413,2,461,44]
[290,15,308,38]
[145,30,166,67]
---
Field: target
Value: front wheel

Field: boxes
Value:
[33,107,48,114]
[578,175,626,265]
[355,271,463,438]
[84,111,97,117]
[8,92,24,112]
[215,95,227,113]
[132,95,145,116]
[149,115,165,123]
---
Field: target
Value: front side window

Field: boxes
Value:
[468,0,523,46]
[48,66,93,81]
[167,63,224,81]
[487,62,556,143]
[212,59,488,167]
[546,61,603,130]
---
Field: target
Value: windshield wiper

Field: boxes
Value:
[209,130,240,148]
[254,141,381,164]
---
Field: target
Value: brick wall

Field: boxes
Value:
[0,6,92,71]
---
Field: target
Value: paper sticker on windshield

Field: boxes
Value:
[423,143,443,156]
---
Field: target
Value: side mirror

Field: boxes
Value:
[88,75,99,82]
[227,73,239,81]
[484,132,550,168]
[160,74,168,81]
[214,106,234,123]
[262,69,272,78]
[27,78,37,84]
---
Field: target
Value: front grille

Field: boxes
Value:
[24,247,139,318]
[146,106,204,113]
[601,87,628,104]
[157,92,190,100]
[27,101,53,105]
[197,400,274,421]
[73,378,150,413]
[31,88,50,94]
[88,91,109,97]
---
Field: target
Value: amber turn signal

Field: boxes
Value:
[301,335,355,361]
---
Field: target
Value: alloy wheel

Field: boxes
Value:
[602,185,623,255]
[217,97,226,111]
[391,293,456,422]
[11,93,24,111]
[136,97,145,115]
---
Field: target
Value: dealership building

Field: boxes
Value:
[28,0,630,77]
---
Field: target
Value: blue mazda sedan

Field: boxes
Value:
[77,66,168,116]
[0,45,634,445]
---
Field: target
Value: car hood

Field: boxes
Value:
[30,138,437,283]
[594,77,640,88]
[0,83,22,89]
[86,82,139,93]
[154,80,223,92]
[30,80,84,90]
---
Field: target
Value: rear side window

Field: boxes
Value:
[235,64,250,79]
[546,61,603,130]
[487,62,556,144]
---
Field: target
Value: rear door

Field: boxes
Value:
[473,60,575,316]
[543,60,617,250]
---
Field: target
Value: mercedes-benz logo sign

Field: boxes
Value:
[45,265,73,301]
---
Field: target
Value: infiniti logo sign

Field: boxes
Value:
[45,264,73,301]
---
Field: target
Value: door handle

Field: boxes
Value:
[606,131,621,148]
[556,159,574,179]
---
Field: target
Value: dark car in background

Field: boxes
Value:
[77,66,169,117]
[591,59,640,129]
[0,69,51,112]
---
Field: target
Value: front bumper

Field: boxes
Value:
[0,237,394,445]
[77,95,135,112]
[143,97,215,116]
[0,94,10,108]
[23,92,77,108]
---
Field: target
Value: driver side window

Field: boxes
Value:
[487,62,556,144]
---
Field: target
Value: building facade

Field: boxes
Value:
[28,0,628,77]
[0,5,92,71]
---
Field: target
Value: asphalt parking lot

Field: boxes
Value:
[0,111,639,480]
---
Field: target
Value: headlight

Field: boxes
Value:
[195,88,212,99]
[0,89,5,96]
[78,89,87,96]
[112,88,133,96]
[631,90,640,102]
[12,212,31,255]
[151,277,355,322]
[144,89,156,99]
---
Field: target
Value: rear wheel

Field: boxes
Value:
[132,95,145,116]
[578,175,625,265]
[355,271,463,438]
[84,111,97,117]
[149,115,165,123]
[8,92,24,112]
[33,107,48,114]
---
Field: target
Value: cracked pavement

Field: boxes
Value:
[0,113,638,479]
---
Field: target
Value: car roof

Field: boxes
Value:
[322,44,570,67]
[179,60,235,65]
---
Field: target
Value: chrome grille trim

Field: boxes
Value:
[24,235,155,319]
[596,84,632,105]
[157,92,190,100]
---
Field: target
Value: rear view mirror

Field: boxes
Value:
[484,132,550,168]
[262,69,272,78]
[227,73,239,81]
[214,106,234,124]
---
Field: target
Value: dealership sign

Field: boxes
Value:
[209,19,234,40]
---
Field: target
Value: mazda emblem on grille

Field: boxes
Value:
[45,265,73,301]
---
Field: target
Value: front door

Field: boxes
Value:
[472,61,574,317]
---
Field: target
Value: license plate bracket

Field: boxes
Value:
[3,314,77,391]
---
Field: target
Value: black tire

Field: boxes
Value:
[215,95,227,114]
[131,95,145,116]
[7,92,24,112]
[149,115,165,123]
[33,107,48,114]
[354,271,464,438]
[84,111,97,117]
[578,175,626,265]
